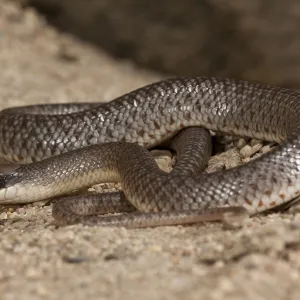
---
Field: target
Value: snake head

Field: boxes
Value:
[0,172,19,188]
[0,164,23,203]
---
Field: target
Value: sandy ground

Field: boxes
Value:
[1,2,300,300]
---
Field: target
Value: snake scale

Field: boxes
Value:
[0,77,300,227]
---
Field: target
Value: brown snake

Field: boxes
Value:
[0,77,300,227]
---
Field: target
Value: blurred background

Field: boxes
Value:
[19,0,300,88]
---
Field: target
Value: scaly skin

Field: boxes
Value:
[0,77,299,227]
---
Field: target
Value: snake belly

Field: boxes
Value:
[0,77,300,226]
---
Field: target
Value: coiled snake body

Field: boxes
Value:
[0,77,300,227]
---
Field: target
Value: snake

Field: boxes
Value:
[0,77,300,227]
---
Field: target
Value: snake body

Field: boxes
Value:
[0,77,300,227]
